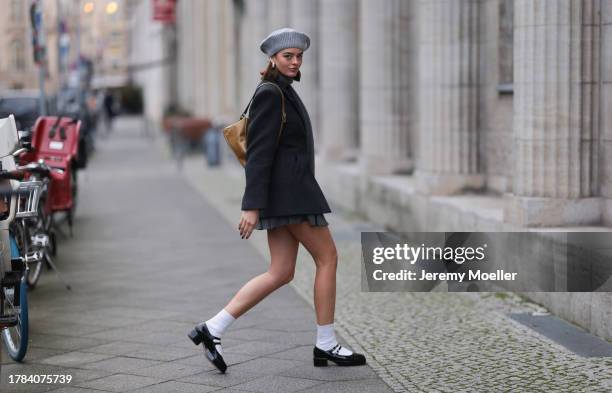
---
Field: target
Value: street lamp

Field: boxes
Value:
[83,1,94,14]
[106,1,118,15]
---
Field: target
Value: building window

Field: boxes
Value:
[498,0,514,94]
[11,40,25,70]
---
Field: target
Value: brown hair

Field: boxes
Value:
[259,59,301,82]
[260,60,280,81]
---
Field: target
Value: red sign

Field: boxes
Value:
[153,0,176,24]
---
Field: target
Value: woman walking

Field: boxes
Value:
[188,28,366,373]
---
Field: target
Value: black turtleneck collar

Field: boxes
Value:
[271,71,301,88]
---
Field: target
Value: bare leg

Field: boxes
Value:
[286,222,337,325]
[225,226,299,318]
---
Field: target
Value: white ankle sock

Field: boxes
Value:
[204,309,235,338]
[316,323,353,356]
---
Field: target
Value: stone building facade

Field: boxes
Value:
[128,0,168,122]
[0,0,131,93]
[78,0,131,89]
[165,0,612,340]
[0,0,60,91]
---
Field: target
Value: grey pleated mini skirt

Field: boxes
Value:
[256,213,328,230]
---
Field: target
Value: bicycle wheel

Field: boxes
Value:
[1,279,28,361]
[1,236,29,362]
[26,204,46,288]
[27,257,43,289]
[71,168,78,215]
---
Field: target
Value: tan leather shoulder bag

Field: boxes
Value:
[223,82,286,167]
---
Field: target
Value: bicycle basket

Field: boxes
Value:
[15,181,42,218]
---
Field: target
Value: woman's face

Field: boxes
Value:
[272,48,303,78]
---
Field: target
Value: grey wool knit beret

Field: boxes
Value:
[260,28,310,57]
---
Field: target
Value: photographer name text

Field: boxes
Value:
[372,269,517,282]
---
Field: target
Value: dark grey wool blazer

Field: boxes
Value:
[241,73,331,218]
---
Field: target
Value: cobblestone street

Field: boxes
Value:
[1,118,611,392]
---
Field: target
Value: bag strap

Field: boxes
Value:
[262,82,286,145]
[242,82,287,145]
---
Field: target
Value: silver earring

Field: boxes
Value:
[272,62,276,69]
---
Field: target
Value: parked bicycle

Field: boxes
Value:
[0,179,44,362]
[0,114,41,361]
[0,115,76,362]
[8,161,63,289]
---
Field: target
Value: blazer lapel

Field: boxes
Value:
[285,87,315,176]
[284,89,307,128]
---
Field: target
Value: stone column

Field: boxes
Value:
[218,0,237,119]
[289,0,320,149]
[359,0,415,174]
[318,0,359,161]
[201,0,236,121]
[205,0,221,118]
[176,0,195,113]
[603,0,612,226]
[505,0,601,226]
[415,0,483,194]
[239,0,268,111]
[268,0,289,30]
[192,0,207,117]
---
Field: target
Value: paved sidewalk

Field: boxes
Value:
[2,117,611,392]
[0,117,391,393]
[181,132,612,392]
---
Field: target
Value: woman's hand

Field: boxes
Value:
[239,209,259,239]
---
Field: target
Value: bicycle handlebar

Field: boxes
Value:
[0,170,25,181]
[0,161,64,181]
[14,162,64,178]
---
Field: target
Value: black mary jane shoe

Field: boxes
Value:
[313,344,367,367]
[188,324,227,373]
